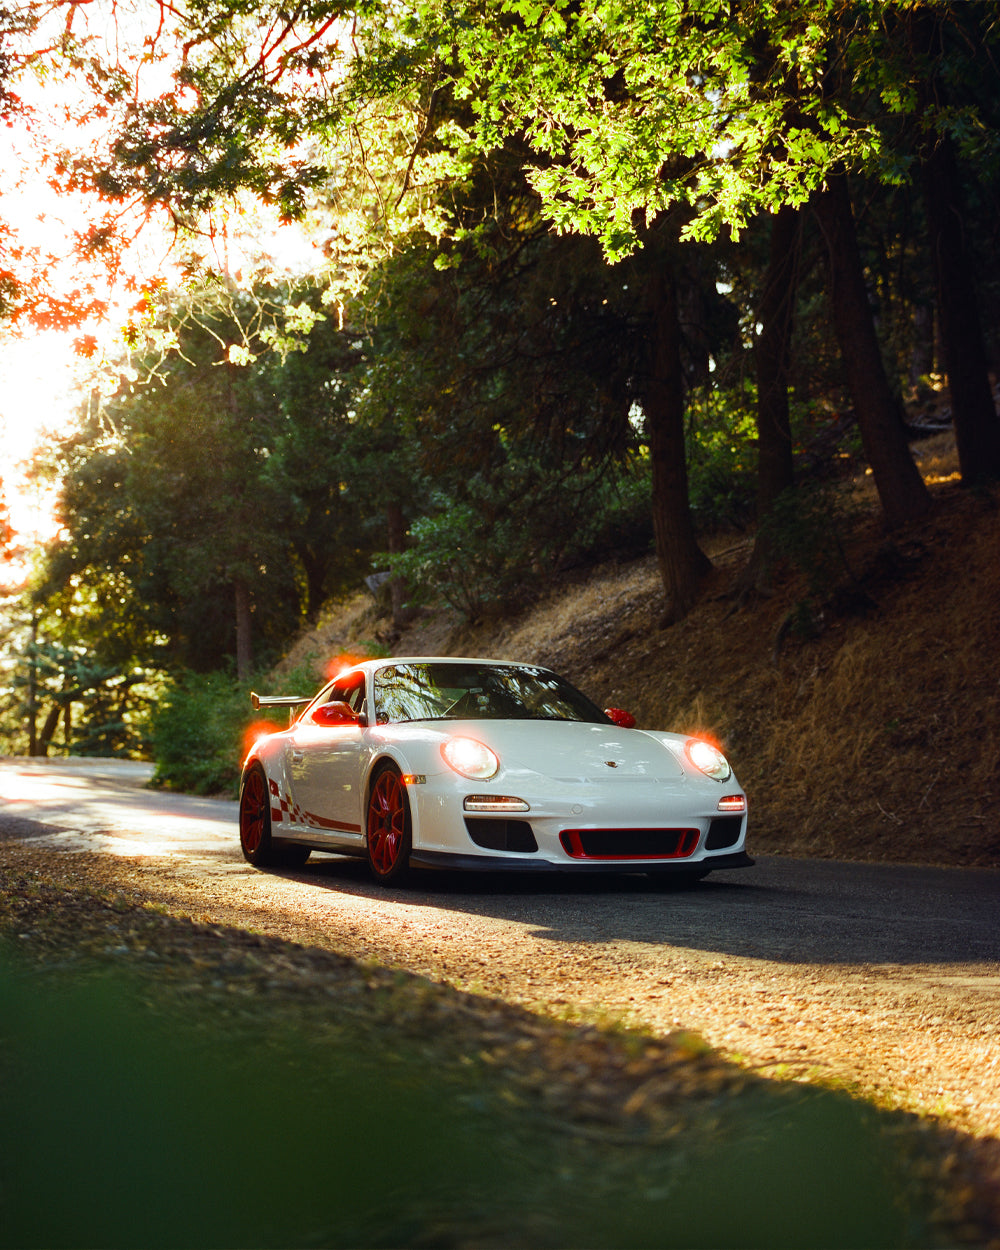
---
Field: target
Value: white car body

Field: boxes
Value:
[239,657,751,883]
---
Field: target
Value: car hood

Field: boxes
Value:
[443,720,686,783]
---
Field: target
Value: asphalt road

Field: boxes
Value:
[0,756,235,855]
[1,755,995,967]
[2,756,999,1140]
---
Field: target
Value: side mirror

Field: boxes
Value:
[605,707,636,729]
[311,701,362,727]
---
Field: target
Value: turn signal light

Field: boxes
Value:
[464,795,530,812]
[718,794,746,813]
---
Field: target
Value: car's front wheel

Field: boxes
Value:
[366,764,412,886]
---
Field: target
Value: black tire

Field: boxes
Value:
[365,763,412,886]
[239,764,280,867]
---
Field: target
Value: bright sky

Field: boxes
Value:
[0,0,378,598]
[0,217,323,587]
[0,5,144,575]
[0,6,330,587]
[0,333,78,533]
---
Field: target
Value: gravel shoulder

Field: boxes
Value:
[77,845,1000,1137]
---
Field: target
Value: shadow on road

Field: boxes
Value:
[285,853,1000,966]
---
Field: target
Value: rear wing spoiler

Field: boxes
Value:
[250,691,312,725]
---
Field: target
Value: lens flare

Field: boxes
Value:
[324,653,367,682]
[684,738,732,782]
[242,720,281,761]
[442,737,499,780]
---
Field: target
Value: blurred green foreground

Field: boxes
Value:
[0,956,947,1249]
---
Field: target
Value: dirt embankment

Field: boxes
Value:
[278,434,1000,871]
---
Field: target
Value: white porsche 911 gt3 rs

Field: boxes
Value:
[238,657,751,886]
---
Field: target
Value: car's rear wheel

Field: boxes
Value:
[366,764,412,886]
[239,765,277,866]
[240,767,312,868]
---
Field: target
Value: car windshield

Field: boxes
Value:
[372,662,608,726]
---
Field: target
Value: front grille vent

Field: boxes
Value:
[705,817,743,850]
[464,818,538,853]
[559,828,699,860]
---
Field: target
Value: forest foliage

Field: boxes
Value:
[2,0,1000,766]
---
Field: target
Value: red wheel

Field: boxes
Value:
[239,765,276,866]
[366,765,412,885]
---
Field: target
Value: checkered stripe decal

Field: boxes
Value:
[268,776,362,834]
[269,777,309,826]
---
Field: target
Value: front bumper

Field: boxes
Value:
[409,849,755,874]
[407,772,749,870]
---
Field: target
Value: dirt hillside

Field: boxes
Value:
[278,432,999,869]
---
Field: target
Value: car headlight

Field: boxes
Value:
[442,736,500,780]
[684,738,732,782]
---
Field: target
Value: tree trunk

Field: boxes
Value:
[909,302,935,389]
[811,173,931,529]
[386,502,413,630]
[756,205,800,516]
[37,702,62,757]
[226,358,256,682]
[739,205,800,592]
[27,613,39,757]
[297,544,328,623]
[643,262,712,623]
[922,131,1000,484]
[234,578,253,682]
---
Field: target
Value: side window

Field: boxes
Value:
[329,678,366,715]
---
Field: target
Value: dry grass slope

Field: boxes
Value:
[279,434,999,869]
